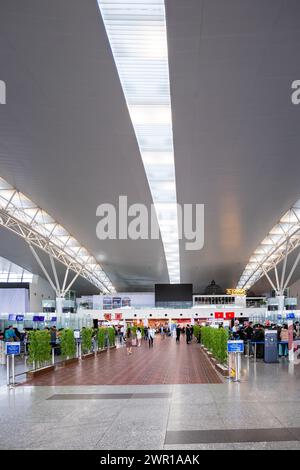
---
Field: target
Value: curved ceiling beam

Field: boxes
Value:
[0,176,115,294]
[237,199,300,290]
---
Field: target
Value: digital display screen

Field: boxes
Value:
[8,314,16,321]
[155,284,193,303]
[16,315,24,321]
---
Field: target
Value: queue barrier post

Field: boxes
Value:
[227,340,243,382]
[6,354,16,387]
[6,354,9,385]
[234,352,241,382]
[11,354,15,385]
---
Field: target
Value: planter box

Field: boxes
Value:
[81,352,95,360]
[58,357,79,368]
[27,365,55,379]
[96,348,106,354]
[216,363,229,377]
[201,347,227,379]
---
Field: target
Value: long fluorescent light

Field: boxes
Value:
[97,0,180,283]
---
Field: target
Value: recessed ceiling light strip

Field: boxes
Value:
[97,0,180,283]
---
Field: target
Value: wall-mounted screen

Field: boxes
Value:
[155,284,193,303]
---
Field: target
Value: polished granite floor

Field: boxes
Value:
[1,347,300,449]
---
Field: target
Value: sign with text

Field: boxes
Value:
[5,342,21,355]
[226,289,246,296]
[227,340,244,353]
[286,313,295,320]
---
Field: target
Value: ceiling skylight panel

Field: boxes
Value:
[98,0,180,283]
[237,198,300,290]
[0,176,114,292]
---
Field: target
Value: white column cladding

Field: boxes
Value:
[56,297,64,315]
[277,295,285,318]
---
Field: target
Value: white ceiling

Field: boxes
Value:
[166,0,300,293]
[0,0,300,294]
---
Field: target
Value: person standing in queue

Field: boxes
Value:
[176,324,181,343]
[4,325,18,342]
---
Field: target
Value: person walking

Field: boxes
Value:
[176,324,181,343]
[186,324,191,344]
[144,326,149,341]
[126,327,133,355]
[148,327,154,348]
[119,325,125,345]
[136,327,142,347]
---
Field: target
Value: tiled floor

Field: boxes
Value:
[23,336,222,386]
[1,338,300,449]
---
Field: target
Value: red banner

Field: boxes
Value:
[115,313,122,320]
[225,312,235,319]
[215,312,224,319]
[104,313,111,321]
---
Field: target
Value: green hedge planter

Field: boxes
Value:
[97,327,107,350]
[107,327,115,347]
[81,327,93,353]
[60,329,76,358]
[201,326,228,364]
[28,330,51,366]
[193,324,201,343]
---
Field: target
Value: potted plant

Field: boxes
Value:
[27,330,53,378]
[81,327,94,358]
[107,327,116,347]
[97,327,106,351]
[59,329,77,365]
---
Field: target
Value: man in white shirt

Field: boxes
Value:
[148,327,155,348]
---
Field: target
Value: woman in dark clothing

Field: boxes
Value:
[253,325,264,359]
[176,325,181,343]
[126,327,133,355]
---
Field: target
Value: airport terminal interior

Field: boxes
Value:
[1,0,300,452]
